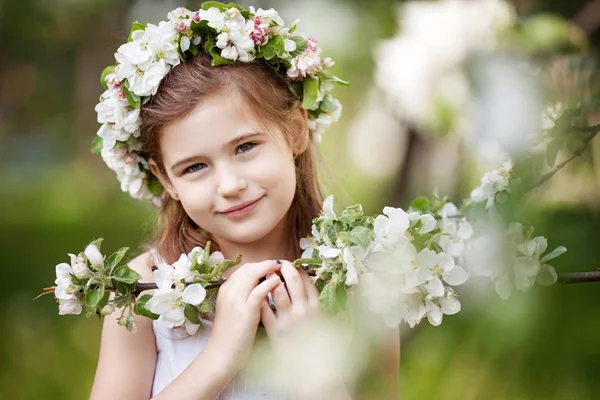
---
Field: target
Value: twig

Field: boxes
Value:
[557,271,600,284]
[526,128,599,193]
[132,265,317,295]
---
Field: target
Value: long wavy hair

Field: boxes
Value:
[138,53,324,263]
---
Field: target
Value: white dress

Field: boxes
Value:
[149,250,285,399]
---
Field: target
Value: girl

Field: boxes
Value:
[89,6,399,399]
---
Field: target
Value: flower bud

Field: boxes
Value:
[118,315,128,326]
[100,304,116,316]
[84,245,104,267]
[66,284,79,295]
[72,262,91,280]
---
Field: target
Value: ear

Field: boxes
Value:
[149,158,179,201]
[292,106,310,157]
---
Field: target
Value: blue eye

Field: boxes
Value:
[236,142,256,154]
[186,163,206,173]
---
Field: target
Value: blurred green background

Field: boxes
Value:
[1,0,600,398]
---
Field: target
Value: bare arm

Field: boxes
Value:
[90,252,158,400]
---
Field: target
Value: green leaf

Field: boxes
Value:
[411,197,430,212]
[190,44,199,56]
[105,247,129,271]
[121,80,141,109]
[319,96,338,113]
[85,286,104,310]
[134,294,160,320]
[147,173,163,196]
[128,22,147,42]
[291,36,306,53]
[302,77,320,110]
[116,281,136,296]
[325,75,349,86]
[198,300,215,313]
[113,265,142,285]
[201,1,242,12]
[341,204,364,221]
[412,233,433,252]
[91,136,103,156]
[205,40,231,66]
[335,284,347,311]
[89,238,104,250]
[258,35,285,60]
[191,19,210,36]
[339,226,372,249]
[100,65,116,90]
[319,283,338,314]
[293,258,319,267]
[184,304,201,324]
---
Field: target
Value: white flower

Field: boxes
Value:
[299,237,314,259]
[84,245,104,267]
[436,203,473,260]
[58,298,83,315]
[199,7,226,31]
[322,195,336,219]
[216,32,230,49]
[145,283,206,332]
[72,262,90,280]
[470,158,513,208]
[342,246,366,286]
[249,6,285,26]
[416,248,468,288]
[54,262,82,315]
[221,45,239,61]
[541,102,563,132]
[373,206,410,247]
[318,245,342,259]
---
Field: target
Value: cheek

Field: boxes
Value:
[254,146,296,193]
[176,182,213,217]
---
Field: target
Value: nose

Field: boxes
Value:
[216,164,247,197]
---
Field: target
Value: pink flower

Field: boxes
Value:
[192,12,201,23]
[124,153,136,164]
[104,73,121,90]
[251,16,269,45]
[307,36,318,52]
[177,21,188,33]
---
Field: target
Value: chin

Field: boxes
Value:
[212,215,283,245]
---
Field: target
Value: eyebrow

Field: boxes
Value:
[169,132,263,172]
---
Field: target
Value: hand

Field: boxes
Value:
[207,260,282,377]
[260,260,321,343]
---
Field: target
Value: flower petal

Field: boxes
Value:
[540,246,567,263]
[443,265,468,286]
[182,284,206,305]
[536,264,558,286]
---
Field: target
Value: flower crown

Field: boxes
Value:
[93,1,347,205]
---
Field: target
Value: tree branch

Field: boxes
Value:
[526,129,599,193]
[557,270,600,284]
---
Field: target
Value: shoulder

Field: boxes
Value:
[127,250,158,283]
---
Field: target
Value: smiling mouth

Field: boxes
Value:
[219,196,264,218]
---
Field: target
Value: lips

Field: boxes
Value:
[218,196,263,215]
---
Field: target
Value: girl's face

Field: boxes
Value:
[153,91,298,246]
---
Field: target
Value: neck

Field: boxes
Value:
[216,216,298,278]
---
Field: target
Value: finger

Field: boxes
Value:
[234,260,282,294]
[280,261,308,305]
[247,274,282,309]
[260,298,277,336]
[299,268,321,310]
[271,276,291,313]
